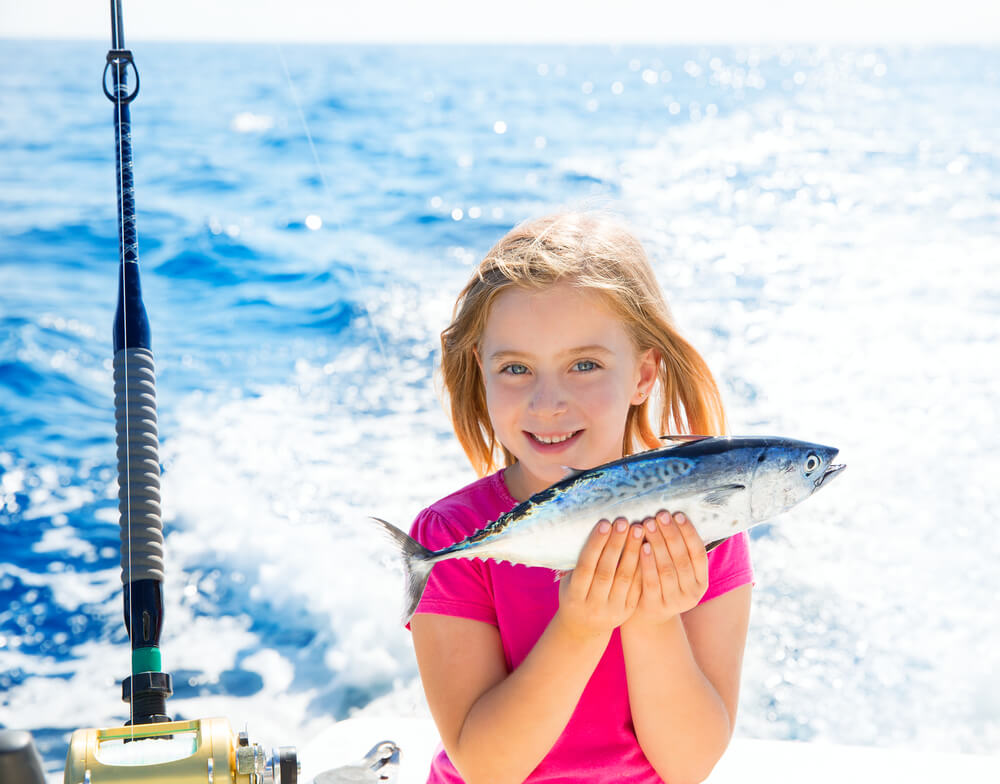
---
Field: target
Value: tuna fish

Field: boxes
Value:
[373,436,845,622]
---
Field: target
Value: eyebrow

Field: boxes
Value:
[488,345,614,362]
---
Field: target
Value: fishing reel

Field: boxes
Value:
[64,716,299,784]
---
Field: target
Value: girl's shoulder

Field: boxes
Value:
[411,470,517,548]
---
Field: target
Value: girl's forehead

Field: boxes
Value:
[481,283,634,352]
[489,281,611,314]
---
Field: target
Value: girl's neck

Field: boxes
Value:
[502,463,539,503]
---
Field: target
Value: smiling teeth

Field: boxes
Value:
[532,432,577,444]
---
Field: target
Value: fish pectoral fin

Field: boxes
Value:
[702,484,746,506]
[705,537,729,553]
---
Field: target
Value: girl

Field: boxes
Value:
[408,212,753,784]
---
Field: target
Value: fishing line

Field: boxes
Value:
[275,44,391,370]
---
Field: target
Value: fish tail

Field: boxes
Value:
[370,516,435,623]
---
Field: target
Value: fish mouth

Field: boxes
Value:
[814,463,846,489]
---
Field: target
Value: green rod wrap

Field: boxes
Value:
[132,646,162,675]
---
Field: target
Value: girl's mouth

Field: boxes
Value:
[525,430,583,451]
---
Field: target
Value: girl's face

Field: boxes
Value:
[477,281,657,501]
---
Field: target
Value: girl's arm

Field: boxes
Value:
[620,511,752,784]
[410,518,643,784]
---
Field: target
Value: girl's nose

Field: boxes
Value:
[528,378,567,416]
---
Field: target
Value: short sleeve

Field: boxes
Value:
[699,531,754,604]
[407,508,498,627]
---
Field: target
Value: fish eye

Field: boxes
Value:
[804,454,821,474]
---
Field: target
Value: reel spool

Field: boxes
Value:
[64,717,298,784]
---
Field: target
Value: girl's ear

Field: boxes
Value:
[632,348,659,404]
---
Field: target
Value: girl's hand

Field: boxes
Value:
[555,517,643,640]
[627,510,709,628]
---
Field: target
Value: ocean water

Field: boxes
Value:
[1,40,999,775]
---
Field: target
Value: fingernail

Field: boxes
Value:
[642,543,652,555]
[675,512,687,524]
[615,519,627,533]
[632,525,643,539]
[645,519,657,532]
[599,521,611,534]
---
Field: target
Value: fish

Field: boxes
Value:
[372,435,845,622]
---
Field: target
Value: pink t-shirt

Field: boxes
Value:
[409,469,754,784]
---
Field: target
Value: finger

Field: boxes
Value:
[639,538,662,606]
[674,512,709,589]
[568,520,612,601]
[608,523,643,606]
[661,512,696,592]
[588,517,630,602]
[626,559,642,609]
[646,513,680,596]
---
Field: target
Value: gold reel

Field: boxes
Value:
[64,717,298,784]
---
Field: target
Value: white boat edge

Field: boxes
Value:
[301,716,999,784]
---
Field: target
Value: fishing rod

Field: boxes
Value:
[62,3,303,782]
[105,0,169,730]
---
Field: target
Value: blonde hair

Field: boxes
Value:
[441,212,726,476]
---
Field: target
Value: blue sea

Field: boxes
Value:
[1,41,998,775]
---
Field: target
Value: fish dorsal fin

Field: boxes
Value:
[658,434,713,447]
[702,484,745,506]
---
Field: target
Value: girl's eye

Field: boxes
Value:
[500,363,529,375]
[573,360,599,372]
